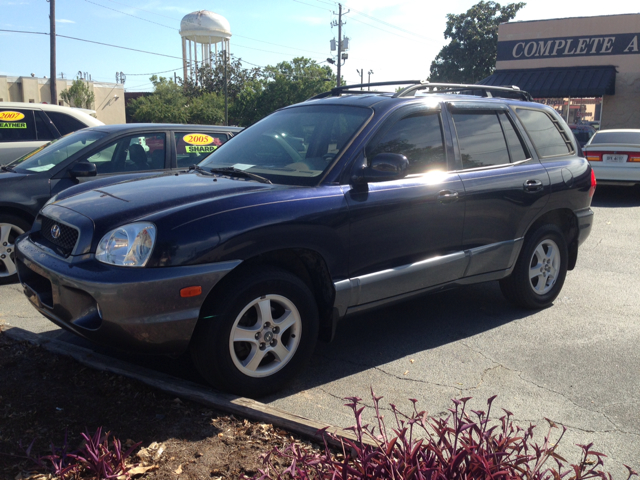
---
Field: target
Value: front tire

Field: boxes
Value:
[191,266,319,397]
[500,224,568,309]
[0,215,30,285]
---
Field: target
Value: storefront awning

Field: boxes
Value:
[479,66,616,98]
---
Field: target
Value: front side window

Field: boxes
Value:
[365,112,446,175]
[0,109,36,142]
[175,132,229,168]
[198,105,371,185]
[13,130,107,173]
[83,133,166,174]
[515,108,571,157]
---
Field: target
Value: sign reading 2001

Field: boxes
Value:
[183,133,219,153]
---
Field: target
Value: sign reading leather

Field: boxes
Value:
[183,133,218,153]
[0,111,27,129]
[497,33,639,61]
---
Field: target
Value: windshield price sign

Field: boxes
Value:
[184,133,218,153]
[0,111,27,129]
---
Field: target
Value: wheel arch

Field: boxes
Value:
[0,205,36,228]
[197,247,337,344]
[525,208,579,270]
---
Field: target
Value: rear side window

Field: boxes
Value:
[45,111,90,135]
[175,132,229,168]
[0,109,37,142]
[452,112,509,168]
[515,108,571,157]
[366,112,446,175]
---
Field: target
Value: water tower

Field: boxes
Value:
[179,10,231,83]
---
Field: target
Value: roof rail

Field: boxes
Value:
[307,80,425,100]
[394,82,533,101]
[307,80,533,102]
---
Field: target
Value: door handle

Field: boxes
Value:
[437,190,459,204]
[523,179,543,192]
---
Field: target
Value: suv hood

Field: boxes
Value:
[51,171,275,226]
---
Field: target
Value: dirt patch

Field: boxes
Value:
[0,331,319,479]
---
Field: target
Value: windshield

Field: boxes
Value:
[13,130,107,173]
[198,105,371,185]
[588,131,640,146]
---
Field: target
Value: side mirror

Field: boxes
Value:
[70,162,97,178]
[355,153,409,183]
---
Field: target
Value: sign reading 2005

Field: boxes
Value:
[497,33,639,61]
[183,133,219,153]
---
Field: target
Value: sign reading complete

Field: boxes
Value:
[0,111,27,129]
[183,134,219,153]
[497,33,639,61]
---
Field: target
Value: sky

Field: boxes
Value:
[1,0,638,92]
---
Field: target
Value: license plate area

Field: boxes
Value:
[603,154,628,163]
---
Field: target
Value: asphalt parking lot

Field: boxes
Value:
[1,185,638,476]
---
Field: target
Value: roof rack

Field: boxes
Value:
[308,80,533,102]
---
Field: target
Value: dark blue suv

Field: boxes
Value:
[16,82,595,397]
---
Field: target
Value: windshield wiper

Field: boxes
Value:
[1,165,15,172]
[208,167,272,184]
[188,165,214,175]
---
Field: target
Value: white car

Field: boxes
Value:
[0,102,104,164]
[583,129,640,186]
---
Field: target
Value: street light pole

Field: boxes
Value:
[368,70,374,90]
[356,69,363,90]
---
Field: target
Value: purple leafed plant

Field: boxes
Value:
[250,391,638,480]
[38,427,141,480]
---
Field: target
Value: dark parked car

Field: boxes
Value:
[15,82,595,396]
[0,123,242,284]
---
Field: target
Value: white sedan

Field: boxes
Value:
[583,129,640,185]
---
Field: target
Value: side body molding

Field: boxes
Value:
[334,238,524,318]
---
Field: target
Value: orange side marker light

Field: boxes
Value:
[180,286,202,298]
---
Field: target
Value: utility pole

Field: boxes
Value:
[331,3,349,88]
[357,69,363,89]
[368,70,374,90]
[223,49,228,125]
[48,0,57,105]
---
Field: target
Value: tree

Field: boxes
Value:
[127,76,190,124]
[182,53,262,100]
[429,1,525,84]
[231,57,335,126]
[60,79,95,109]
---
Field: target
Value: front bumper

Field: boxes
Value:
[16,235,240,355]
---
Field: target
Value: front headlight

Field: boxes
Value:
[95,223,156,267]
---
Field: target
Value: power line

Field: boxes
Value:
[84,0,176,30]
[86,0,328,57]
[0,29,183,60]
[345,4,436,42]
[124,66,184,76]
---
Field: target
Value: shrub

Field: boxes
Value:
[250,391,637,480]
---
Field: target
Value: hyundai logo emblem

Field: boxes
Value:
[51,224,61,239]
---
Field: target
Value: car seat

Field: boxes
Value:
[128,144,148,170]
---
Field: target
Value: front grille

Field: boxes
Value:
[39,216,79,256]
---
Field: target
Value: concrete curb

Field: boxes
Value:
[3,326,372,448]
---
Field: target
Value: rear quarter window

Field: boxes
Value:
[45,111,90,135]
[515,108,572,157]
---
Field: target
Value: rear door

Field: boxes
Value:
[446,103,551,277]
[344,104,467,306]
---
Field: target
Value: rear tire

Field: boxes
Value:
[191,266,319,397]
[500,224,568,309]
[0,214,31,285]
